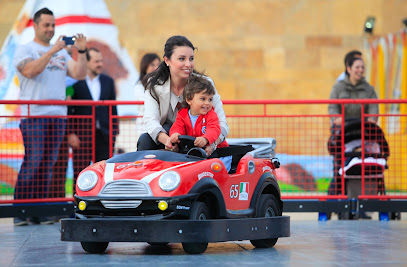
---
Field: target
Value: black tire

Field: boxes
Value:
[182,201,210,254]
[250,194,281,248]
[81,242,109,254]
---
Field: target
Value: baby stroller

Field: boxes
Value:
[327,119,391,219]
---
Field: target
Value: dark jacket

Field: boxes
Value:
[68,73,118,137]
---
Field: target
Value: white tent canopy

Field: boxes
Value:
[0,0,141,116]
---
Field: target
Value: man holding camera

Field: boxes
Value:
[13,7,87,226]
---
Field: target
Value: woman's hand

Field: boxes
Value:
[159,132,178,152]
[165,139,178,152]
[158,132,173,150]
[169,133,180,151]
[164,138,176,151]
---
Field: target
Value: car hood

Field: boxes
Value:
[76,156,200,197]
[104,159,196,183]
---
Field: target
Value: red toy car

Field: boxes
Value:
[61,137,290,254]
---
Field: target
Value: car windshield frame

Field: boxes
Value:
[106,150,205,163]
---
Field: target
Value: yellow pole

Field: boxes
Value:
[377,39,386,129]
[401,32,407,134]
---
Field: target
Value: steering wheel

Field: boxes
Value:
[178,135,196,154]
[178,135,208,158]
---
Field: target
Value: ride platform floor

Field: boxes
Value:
[1,213,406,267]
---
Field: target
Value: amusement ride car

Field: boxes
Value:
[61,136,290,254]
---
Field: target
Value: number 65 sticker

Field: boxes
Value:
[230,184,239,198]
[230,183,249,200]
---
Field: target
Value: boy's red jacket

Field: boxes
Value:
[170,108,228,148]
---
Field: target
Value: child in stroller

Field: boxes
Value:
[327,119,390,219]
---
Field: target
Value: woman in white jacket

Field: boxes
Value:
[137,35,229,153]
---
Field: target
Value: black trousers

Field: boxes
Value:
[137,124,172,151]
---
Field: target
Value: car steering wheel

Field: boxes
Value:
[178,135,208,158]
[178,135,196,154]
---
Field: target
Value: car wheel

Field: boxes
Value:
[250,194,281,248]
[81,242,109,254]
[182,201,210,254]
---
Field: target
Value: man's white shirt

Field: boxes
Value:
[86,75,101,101]
[85,74,101,128]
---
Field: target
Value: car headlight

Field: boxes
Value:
[77,171,98,191]
[159,171,181,191]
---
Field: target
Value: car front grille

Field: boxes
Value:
[100,200,142,209]
[99,179,152,197]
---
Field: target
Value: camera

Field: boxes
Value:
[62,36,76,45]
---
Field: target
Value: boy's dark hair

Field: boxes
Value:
[183,75,215,107]
[33,8,53,24]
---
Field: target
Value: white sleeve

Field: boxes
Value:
[13,44,31,70]
[143,89,166,143]
[207,77,229,141]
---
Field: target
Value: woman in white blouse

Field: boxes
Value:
[137,35,229,153]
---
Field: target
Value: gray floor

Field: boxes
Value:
[1,215,407,267]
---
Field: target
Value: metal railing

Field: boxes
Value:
[1,99,406,217]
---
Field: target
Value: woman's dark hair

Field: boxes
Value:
[344,50,362,67]
[346,57,364,76]
[139,53,160,85]
[182,74,215,108]
[344,51,362,76]
[143,35,196,104]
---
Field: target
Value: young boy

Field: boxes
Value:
[169,75,232,171]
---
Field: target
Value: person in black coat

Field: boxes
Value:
[68,47,118,190]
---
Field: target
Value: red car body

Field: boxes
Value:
[74,139,281,219]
